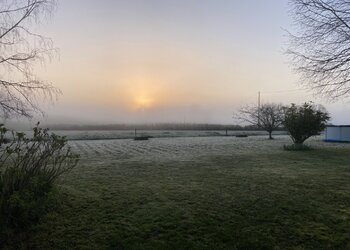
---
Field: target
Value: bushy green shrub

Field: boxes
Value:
[283,103,330,145]
[0,124,79,245]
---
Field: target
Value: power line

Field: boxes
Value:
[261,88,307,94]
[255,88,316,106]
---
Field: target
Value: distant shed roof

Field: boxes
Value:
[326,125,350,127]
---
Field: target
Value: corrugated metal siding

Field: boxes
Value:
[326,126,350,142]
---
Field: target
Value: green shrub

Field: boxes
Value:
[0,124,79,245]
[283,103,330,145]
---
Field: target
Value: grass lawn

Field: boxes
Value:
[6,136,350,250]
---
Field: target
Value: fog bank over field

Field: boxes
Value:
[42,99,350,126]
[4,0,350,128]
[5,100,350,131]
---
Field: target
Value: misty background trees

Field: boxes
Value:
[0,0,58,118]
[288,0,350,100]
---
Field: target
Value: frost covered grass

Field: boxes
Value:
[6,135,350,249]
[49,130,288,140]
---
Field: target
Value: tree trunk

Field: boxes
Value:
[268,131,273,140]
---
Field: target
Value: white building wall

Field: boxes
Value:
[326,126,350,142]
[340,127,350,142]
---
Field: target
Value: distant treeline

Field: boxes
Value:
[49,123,287,131]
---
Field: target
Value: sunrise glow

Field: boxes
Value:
[134,96,154,110]
[31,0,350,124]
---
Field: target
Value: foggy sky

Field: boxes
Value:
[26,0,350,126]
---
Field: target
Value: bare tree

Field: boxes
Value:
[0,0,59,118]
[287,0,350,100]
[235,103,285,139]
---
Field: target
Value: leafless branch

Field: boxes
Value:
[0,0,59,118]
[287,0,350,100]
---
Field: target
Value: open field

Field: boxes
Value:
[7,135,350,250]
[50,130,289,140]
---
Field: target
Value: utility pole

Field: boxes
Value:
[258,91,261,127]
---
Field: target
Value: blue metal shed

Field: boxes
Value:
[325,125,350,142]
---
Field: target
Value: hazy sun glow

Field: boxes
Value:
[33,0,350,125]
[134,96,154,110]
[119,75,163,111]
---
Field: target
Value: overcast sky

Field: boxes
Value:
[26,0,350,125]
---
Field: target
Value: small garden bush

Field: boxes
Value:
[283,102,330,147]
[0,124,79,246]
